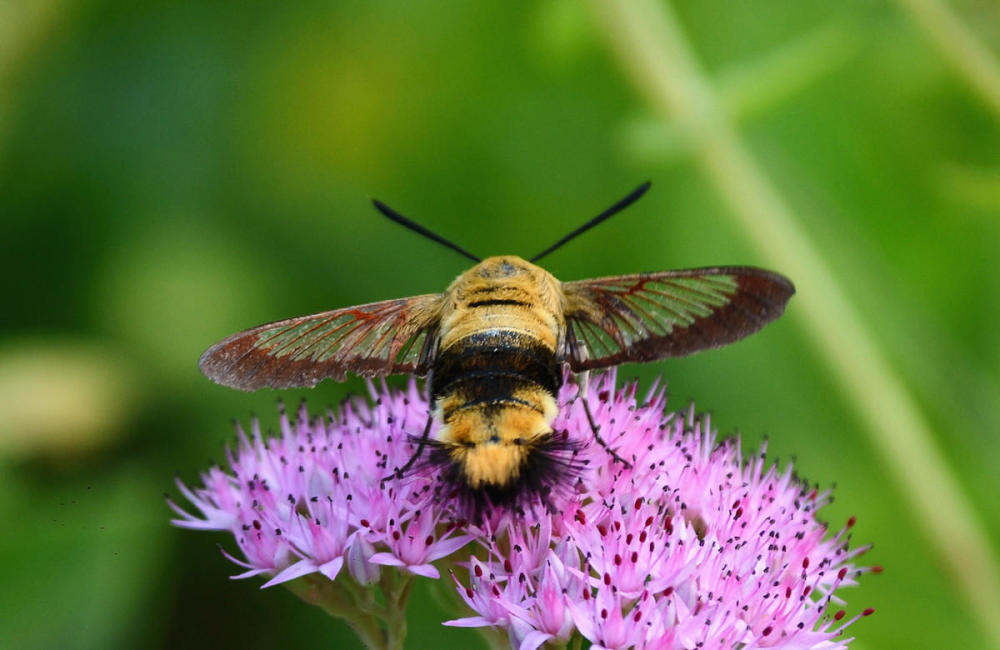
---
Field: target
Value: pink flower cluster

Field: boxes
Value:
[170,381,473,586]
[171,372,876,649]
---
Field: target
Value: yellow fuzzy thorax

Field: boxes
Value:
[438,255,566,351]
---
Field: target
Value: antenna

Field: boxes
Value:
[372,199,482,263]
[528,181,652,262]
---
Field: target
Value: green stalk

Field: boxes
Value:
[0,0,65,144]
[590,0,1000,646]
[381,570,414,650]
[477,626,512,650]
[894,0,1000,120]
[286,576,385,650]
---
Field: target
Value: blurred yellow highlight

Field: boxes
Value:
[0,340,139,459]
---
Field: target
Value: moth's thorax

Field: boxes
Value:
[438,255,566,351]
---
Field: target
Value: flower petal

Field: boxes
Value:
[443,616,499,628]
[425,534,475,562]
[369,552,405,567]
[318,557,345,581]
[262,560,318,588]
[403,563,440,579]
[518,630,554,650]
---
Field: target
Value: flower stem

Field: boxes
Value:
[477,627,510,650]
[589,0,1000,646]
[286,575,385,650]
[340,573,389,619]
[381,570,414,650]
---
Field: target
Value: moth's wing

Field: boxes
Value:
[560,267,794,371]
[198,294,444,390]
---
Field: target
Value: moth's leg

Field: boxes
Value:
[573,371,630,467]
[383,412,434,482]
[569,369,593,412]
[581,395,631,468]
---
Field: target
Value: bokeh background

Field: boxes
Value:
[2,0,999,648]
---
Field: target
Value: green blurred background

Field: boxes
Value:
[2,0,999,648]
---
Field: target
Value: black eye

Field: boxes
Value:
[489,434,500,443]
[512,438,524,446]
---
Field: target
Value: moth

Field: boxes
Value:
[199,183,794,509]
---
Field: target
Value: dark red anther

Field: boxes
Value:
[847,515,856,528]
[834,610,846,621]
[862,608,875,616]
[475,565,483,577]
[802,557,810,569]
[576,509,587,525]
[762,626,773,636]
[598,524,608,537]
[838,567,848,580]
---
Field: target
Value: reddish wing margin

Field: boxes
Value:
[198,294,443,391]
[560,267,794,371]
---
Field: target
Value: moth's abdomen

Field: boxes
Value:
[431,329,560,421]
[428,328,565,493]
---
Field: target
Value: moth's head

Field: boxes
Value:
[450,255,563,312]
[472,255,535,280]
